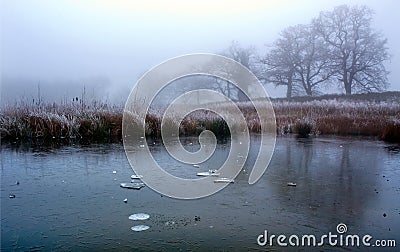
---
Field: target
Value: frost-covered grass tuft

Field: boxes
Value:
[1,93,399,143]
[271,98,400,138]
[0,101,123,142]
[381,121,400,143]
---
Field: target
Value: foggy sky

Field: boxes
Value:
[1,0,399,105]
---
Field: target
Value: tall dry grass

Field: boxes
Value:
[1,101,123,142]
[271,99,400,138]
[1,93,399,143]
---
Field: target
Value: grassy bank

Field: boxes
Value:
[0,102,123,143]
[1,92,399,143]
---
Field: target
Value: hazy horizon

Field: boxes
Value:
[1,0,399,105]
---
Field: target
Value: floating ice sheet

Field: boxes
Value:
[131,225,150,232]
[130,174,143,179]
[129,213,150,221]
[196,170,220,177]
[120,182,145,190]
[214,178,234,183]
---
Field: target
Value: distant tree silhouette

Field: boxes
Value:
[313,5,389,94]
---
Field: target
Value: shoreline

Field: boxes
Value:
[1,92,399,144]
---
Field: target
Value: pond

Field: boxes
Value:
[1,136,399,251]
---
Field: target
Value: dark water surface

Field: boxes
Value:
[1,136,399,251]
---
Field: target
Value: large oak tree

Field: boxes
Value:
[313,5,390,94]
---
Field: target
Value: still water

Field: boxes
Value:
[1,136,399,251]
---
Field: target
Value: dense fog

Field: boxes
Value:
[1,0,399,105]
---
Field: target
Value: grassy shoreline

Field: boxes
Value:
[1,92,399,143]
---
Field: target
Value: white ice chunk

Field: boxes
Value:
[129,213,150,221]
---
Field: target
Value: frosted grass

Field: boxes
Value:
[1,93,399,141]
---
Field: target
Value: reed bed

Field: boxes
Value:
[1,93,399,143]
[270,99,400,139]
[1,102,123,143]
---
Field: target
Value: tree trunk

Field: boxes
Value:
[306,81,312,96]
[238,84,248,101]
[343,66,352,95]
[344,80,351,95]
[286,69,294,98]
[286,84,292,98]
[227,81,231,99]
[286,78,293,98]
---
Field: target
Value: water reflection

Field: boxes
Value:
[1,137,399,251]
[271,137,399,237]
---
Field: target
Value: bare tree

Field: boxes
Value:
[260,26,303,98]
[260,24,335,97]
[213,77,236,100]
[294,24,334,96]
[218,41,257,101]
[313,5,390,94]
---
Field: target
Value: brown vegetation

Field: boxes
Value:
[1,93,399,143]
